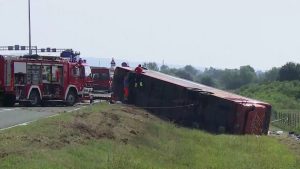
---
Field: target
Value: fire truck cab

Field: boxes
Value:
[0,51,93,107]
[91,67,112,93]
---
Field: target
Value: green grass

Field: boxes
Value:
[238,80,300,111]
[0,103,299,169]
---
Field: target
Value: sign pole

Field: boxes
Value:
[28,0,32,56]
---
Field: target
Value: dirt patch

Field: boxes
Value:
[41,111,120,149]
[120,108,134,114]
[0,152,8,159]
[130,130,138,135]
[4,110,122,151]
[109,113,120,122]
[0,148,25,159]
[74,111,91,118]
[70,118,115,140]
[118,106,154,121]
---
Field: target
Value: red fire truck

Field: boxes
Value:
[89,58,116,100]
[0,49,93,107]
[91,67,112,92]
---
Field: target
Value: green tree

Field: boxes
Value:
[264,67,279,82]
[184,65,198,75]
[203,67,224,79]
[160,64,169,74]
[201,76,216,87]
[239,65,256,85]
[142,62,159,71]
[220,69,241,89]
[278,62,300,81]
[168,68,178,76]
[174,70,193,81]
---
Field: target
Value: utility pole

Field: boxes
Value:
[28,0,32,56]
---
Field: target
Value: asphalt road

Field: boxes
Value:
[0,104,87,130]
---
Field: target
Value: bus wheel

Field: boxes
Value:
[29,90,41,107]
[3,94,15,107]
[66,91,77,106]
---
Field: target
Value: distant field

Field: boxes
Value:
[238,81,300,133]
[0,103,299,169]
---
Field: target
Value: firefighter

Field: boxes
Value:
[134,64,143,87]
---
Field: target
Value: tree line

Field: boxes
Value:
[142,62,300,90]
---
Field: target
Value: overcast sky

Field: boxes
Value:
[1,0,300,70]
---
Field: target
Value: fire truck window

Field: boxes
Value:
[51,66,63,83]
[80,67,85,78]
[72,67,80,77]
[93,73,99,79]
[93,72,109,80]
[27,65,41,85]
[42,66,51,83]
[84,66,91,77]
[52,66,58,82]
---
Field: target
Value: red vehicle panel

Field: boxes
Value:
[0,54,92,107]
[0,56,4,89]
[91,67,111,92]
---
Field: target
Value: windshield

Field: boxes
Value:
[84,66,92,77]
[93,72,110,80]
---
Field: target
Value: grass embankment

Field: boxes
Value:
[0,103,299,169]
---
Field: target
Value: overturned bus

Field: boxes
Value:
[112,66,271,135]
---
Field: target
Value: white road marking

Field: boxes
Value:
[67,108,81,113]
[19,122,30,126]
[0,108,19,113]
[48,114,60,118]
[0,105,88,131]
[0,120,36,131]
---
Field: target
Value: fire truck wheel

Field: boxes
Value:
[66,91,77,106]
[29,90,41,107]
[3,94,16,107]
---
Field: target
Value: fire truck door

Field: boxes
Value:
[51,66,63,85]
[0,58,3,87]
[71,66,82,88]
[4,59,12,87]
